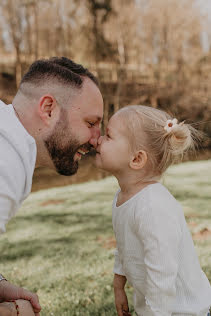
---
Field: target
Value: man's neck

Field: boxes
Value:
[13,105,21,121]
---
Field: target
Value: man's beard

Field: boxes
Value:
[44,110,91,176]
[45,135,80,176]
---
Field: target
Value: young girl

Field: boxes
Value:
[95,105,211,316]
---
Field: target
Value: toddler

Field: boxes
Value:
[95,105,211,316]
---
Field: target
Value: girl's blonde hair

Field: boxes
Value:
[117,105,201,179]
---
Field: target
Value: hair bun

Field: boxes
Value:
[117,105,202,177]
[167,122,194,156]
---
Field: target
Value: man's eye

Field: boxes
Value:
[88,122,95,127]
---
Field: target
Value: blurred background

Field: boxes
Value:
[0,0,210,190]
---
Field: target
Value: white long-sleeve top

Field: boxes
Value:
[112,183,211,316]
[0,100,37,233]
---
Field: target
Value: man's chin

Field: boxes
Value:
[55,162,79,176]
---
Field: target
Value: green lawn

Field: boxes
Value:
[0,160,210,315]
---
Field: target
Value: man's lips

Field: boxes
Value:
[76,144,92,156]
[77,148,89,155]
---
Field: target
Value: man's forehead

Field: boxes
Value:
[69,102,103,120]
[72,96,103,118]
[67,78,103,117]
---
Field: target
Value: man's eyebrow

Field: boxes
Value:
[87,116,102,122]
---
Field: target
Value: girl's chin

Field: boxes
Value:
[94,156,107,170]
[94,161,104,169]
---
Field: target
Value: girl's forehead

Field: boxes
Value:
[107,113,126,134]
[109,112,123,125]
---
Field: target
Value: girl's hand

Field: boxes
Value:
[114,288,130,316]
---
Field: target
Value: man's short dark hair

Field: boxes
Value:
[20,57,99,88]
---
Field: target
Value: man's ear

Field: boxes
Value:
[129,150,148,170]
[37,95,58,126]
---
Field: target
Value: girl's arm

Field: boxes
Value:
[135,201,182,316]
[113,249,131,316]
[113,274,131,316]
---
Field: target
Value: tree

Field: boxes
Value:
[85,0,113,63]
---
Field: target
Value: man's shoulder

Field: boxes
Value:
[0,102,36,193]
[0,99,7,107]
[0,103,36,158]
[0,102,15,130]
[0,135,26,185]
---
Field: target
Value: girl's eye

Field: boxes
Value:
[88,122,95,127]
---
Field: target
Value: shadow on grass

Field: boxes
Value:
[11,211,113,240]
[0,236,78,262]
[15,210,111,225]
[0,212,113,263]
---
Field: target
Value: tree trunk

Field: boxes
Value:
[15,45,22,88]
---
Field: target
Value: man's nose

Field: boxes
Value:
[89,127,101,148]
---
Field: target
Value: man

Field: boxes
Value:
[0,57,104,315]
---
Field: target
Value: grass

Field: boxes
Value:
[0,160,210,315]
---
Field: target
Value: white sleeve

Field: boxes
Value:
[0,136,25,233]
[135,200,182,316]
[113,248,125,276]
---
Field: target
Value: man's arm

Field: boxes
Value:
[0,280,41,315]
[0,135,26,233]
[0,136,41,314]
[0,300,39,316]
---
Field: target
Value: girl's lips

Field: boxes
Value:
[95,147,100,154]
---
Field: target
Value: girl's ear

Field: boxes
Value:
[129,150,148,170]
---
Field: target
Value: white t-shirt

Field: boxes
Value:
[0,100,37,233]
[112,183,211,316]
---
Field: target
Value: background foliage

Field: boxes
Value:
[0,0,210,148]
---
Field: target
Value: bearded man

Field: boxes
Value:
[0,57,104,315]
